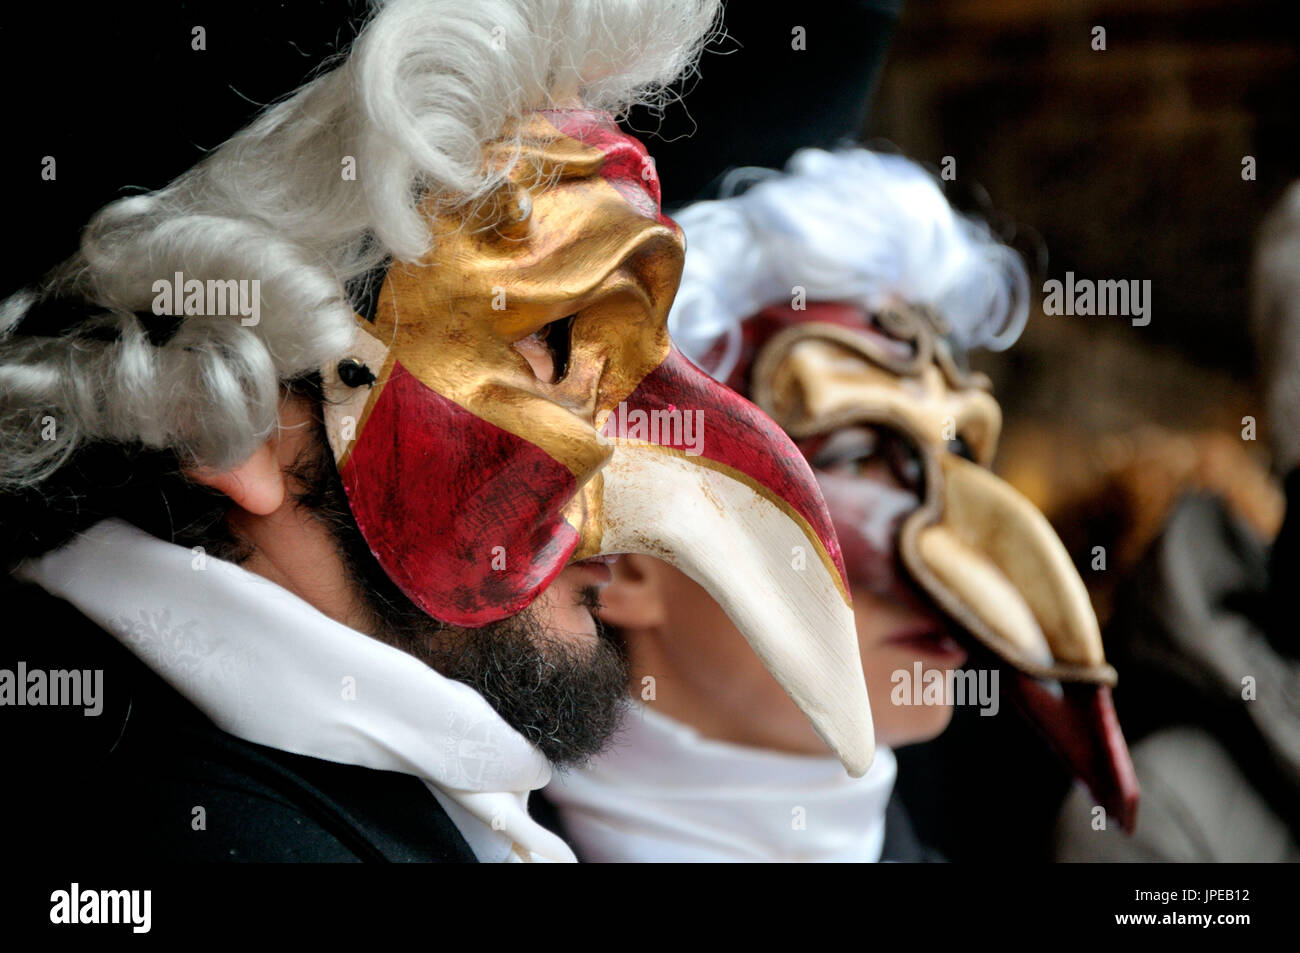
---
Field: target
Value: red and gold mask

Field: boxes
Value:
[744,301,1139,830]
[321,112,874,776]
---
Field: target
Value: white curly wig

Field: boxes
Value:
[667,148,1031,382]
[0,0,721,489]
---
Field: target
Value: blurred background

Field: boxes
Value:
[865,0,1300,859]
[872,0,1298,616]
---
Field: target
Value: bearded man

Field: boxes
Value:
[0,0,875,863]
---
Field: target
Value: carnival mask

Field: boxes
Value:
[748,301,1139,829]
[320,112,873,775]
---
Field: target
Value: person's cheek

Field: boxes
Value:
[862,642,955,748]
[531,570,601,643]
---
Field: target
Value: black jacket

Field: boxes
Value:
[1,576,477,863]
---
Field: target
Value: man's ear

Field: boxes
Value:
[187,441,286,516]
[597,553,668,631]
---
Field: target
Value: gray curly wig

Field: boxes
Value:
[0,0,721,492]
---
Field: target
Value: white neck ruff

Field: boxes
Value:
[16,518,576,863]
[546,703,896,862]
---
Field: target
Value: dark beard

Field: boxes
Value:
[283,410,628,767]
[420,596,629,767]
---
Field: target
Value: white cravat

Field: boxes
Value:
[16,518,576,863]
[546,703,896,862]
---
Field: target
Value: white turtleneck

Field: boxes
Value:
[15,518,576,863]
[546,702,896,862]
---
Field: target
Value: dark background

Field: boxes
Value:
[1,2,372,295]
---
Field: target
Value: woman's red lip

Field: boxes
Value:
[881,621,943,645]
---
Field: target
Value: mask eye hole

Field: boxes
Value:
[512,314,576,384]
[810,425,925,495]
[811,426,880,474]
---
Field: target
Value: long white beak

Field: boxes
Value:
[597,442,875,777]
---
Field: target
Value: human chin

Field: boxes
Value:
[855,587,963,746]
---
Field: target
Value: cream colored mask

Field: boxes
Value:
[320,111,874,776]
[747,301,1139,830]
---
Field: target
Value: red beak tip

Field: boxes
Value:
[1115,791,1140,835]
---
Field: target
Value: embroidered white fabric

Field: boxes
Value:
[17,518,575,863]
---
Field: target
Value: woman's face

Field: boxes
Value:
[810,422,968,747]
